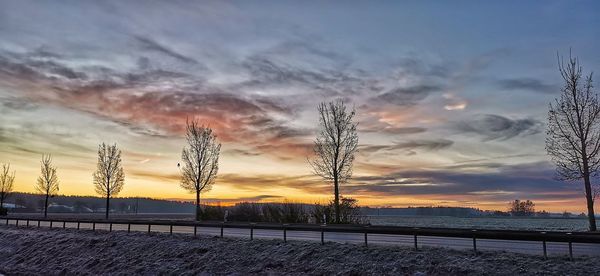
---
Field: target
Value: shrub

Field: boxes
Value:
[311,197,369,224]
[229,202,263,222]
[200,204,226,221]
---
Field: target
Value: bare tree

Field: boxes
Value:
[180,119,221,221]
[35,154,59,218]
[0,163,15,212]
[93,143,125,219]
[309,100,359,223]
[546,51,600,231]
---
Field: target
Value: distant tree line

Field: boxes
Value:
[5,192,197,214]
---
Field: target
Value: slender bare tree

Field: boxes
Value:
[180,119,221,221]
[546,51,600,231]
[35,154,59,218]
[93,143,125,219]
[0,163,15,211]
[309,100,359,223]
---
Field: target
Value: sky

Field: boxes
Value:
[1,1,599,212]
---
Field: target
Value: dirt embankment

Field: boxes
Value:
[1,226,599,275]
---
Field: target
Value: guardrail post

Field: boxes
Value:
[321,225,325,245]
[37,220,40,228]
[194,225,197,237]
[250,223,255,240]
[413,228,419,251]
[283,224,288,242]
[15,219,19,226]
[50,221,53,228]
[26,219,29,227]
[109,223,112,232]
[127,224,131,233]
[147,224,151,234]
[5,219,8,225]
[170,225,173,235]
[63,221,66,229]
[541,232,547,260]
[92,222,95,231]
[567,233,573,261]
[77,222,80,230]
[364,226,368,247]
[220,223,224,238]
[472,230,477,254]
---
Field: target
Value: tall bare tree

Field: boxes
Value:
[180,119,221,221]
[309,100,359,223]
[0,163,15,211]
[93,143,125,219]
[35,154,59,218]
[546,52,600,231]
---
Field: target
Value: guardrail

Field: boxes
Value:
[3,216,600,260]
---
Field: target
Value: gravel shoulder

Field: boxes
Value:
[1,226,599,275]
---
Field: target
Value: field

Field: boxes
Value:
[2,226,600,275]
[9,213,592,232]
[369,216,590,232]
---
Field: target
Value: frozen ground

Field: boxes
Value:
[1,226,600,275]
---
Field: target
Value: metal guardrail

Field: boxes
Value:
[3,216,600,259]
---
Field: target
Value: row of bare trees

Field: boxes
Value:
[0,157,60,218]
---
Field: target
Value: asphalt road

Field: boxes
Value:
[4,219,600,257]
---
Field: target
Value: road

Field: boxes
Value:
[4,219,600,257]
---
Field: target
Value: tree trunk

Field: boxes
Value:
[583,174,597,231]
[44,194,49,218]
[581,144,597,231]
[334,178,340,224]
[105,193,110,219]
[195,190,201,221]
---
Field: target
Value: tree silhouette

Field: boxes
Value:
[35,154,59,218]
[309,100,359,223]
[546,51,600,231]
[508,199,535,216]
[0,163,15,213]
[180,119,221,221]
[93,143,125,219]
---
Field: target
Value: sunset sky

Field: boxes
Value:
[1,1,599,212]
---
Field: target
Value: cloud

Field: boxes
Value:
[443,93,468,111]
[497,78,557,94]
[347,162,575,201]
[372,85,442,106]
[170,195,285,204]
[0,97,39,113]
[225,149,262,157]
[217,173,322,192]
[360,139,453,155]
[360,126,427,135]
[133,35,199,65]
[455,114,543,141]
[0,49,308,147]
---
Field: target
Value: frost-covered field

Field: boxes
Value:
[369,216,590,231]
[1,226,599,275]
